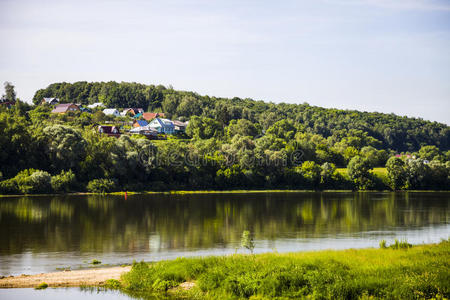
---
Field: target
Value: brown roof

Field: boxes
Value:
[143,112,165,121]
[98,125,120,135]
[123,108,144,115]
[173,120,187,127]
[51,103,79,113]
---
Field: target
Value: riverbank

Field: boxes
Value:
[120,241,449,299]
[2,189,450,198]
[1,241,448,299]
[0,266,131,288]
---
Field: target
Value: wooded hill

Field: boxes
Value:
[33,81,449,152]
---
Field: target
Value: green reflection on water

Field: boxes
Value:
[0,192,448,255]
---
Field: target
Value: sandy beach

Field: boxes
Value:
[0,266,131,288]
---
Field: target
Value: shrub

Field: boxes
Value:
[35,282,48,290]
[390,239,412,250]
[87,178,116,193]
[104,279,121,289]
[51,170,76,192]
[241,230,255,254]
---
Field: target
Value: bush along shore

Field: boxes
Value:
[106,240,450,299]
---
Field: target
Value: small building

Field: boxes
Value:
[103,108,121,117]
[129,126,158,139]
[98,125,121,137]
[133,120,149,127]
[0,101,15,109]
[121,108,144,116]
[42,97,60,105]
[87,102,105,109]
[143,112,165,121]
[173,120,188,132]
[51,103,80,113]
[148,118,175,134]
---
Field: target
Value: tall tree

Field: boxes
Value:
[2,82,16,102]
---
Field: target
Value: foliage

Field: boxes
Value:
[241,230,255,254]
[87,179,116,193]
[90,259,101,265]
[0,81,449,193]
[51,170,76,192]
[35,282,48,290]
[347,156,374,190]
[386,157,407,190]
[120,240,450,299]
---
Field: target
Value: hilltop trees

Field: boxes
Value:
[32,81,449,152]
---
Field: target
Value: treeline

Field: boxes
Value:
[1,104,449,194]
[33,81,450,152]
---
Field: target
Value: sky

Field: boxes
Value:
[0,0,449,124]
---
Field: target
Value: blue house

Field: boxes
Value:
[148,118,175,134]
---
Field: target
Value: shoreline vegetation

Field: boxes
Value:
[1,189,450,198]
[1,241,448,299]
[1,81,450,196]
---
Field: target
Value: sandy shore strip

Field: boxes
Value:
[0,266,131,288]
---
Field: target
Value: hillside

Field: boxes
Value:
[33,81,449,152]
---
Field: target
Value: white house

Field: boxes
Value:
[103,108,120,117]
[41,97,59,105]
[88,102,105,109]
[148,118,175,134]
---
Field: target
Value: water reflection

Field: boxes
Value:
[0,192,448,275]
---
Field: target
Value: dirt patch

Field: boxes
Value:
[0,266,131,288]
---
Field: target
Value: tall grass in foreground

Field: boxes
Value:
[120,240,450,299]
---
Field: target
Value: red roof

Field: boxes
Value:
[143,112,165,121]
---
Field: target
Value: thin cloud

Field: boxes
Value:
[327,0,450,11]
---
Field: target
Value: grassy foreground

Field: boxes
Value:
[114,240,450,299]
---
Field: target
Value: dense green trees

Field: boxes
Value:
[33,81,449,152]
[0,81,448,193]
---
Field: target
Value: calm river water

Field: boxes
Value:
[0,191,449,277]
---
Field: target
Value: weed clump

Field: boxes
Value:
[35,282,48,290]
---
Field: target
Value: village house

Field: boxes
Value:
[129,126,158,139]
[142,112,165,121]
[41,97,60,105]
[148,117,175,134]
[97,125,121,137]
[173,120,188,132]
[103,108,121,117]
[121,108,144,117]
[87,102,105,109]
[51,103,80,113]
[133,120,149,127]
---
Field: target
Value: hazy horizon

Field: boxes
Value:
[1,0,449,124]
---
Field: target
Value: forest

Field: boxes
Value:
[0,81,449,194]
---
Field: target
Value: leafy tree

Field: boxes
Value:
[347,156,373,190]
[2,82,16,102]
[386,157,407,190]
[186,116,223,139]
[418,145,441,161]
[42,125,87,172]
[226,119,259,139]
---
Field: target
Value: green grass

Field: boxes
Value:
[119,240,450,299]
[35,282,48,290]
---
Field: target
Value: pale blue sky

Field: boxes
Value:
[1,0,449,124]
